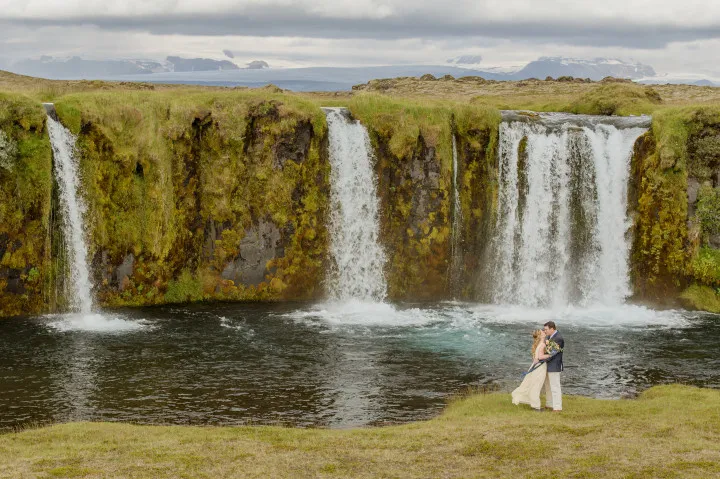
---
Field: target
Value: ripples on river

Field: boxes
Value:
[0,302,717,429]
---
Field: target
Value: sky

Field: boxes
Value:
[1,0,720,77]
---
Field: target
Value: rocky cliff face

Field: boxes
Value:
[0,91,718,317]
[630,108,720,312]
[0,95,52,317]
[53,91,330,307]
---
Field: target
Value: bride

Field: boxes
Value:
[511,329,551,411]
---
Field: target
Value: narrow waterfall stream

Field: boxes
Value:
[449,133,463,296]
[44,105,142,331]
[324,107,387,302]
[491,112,651,308]
[45,106,95,315]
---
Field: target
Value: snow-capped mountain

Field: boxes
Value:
[512,57,656,80]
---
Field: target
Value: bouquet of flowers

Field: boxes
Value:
[545,340,563,356]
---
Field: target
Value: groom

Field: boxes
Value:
[543,321,564,411]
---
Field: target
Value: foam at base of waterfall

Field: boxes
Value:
[46,313,148,332]
[283,301,690,329]
[283,300,443,327]
[463,303,690,329]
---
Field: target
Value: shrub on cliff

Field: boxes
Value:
[697,184,720,237]
[0,130,18,172]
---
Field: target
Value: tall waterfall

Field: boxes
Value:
[45,107,95,314]
[492,112,650,308]
[324,108,387,302]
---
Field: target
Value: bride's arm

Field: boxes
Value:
[536,343,551,361]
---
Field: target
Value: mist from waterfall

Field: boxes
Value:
[324,108,387,303]
[46,113,95,314]
[492,112,649,308]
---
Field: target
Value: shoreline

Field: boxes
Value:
[2,384,718,478]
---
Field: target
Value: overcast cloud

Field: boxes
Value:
[1,1,720,76]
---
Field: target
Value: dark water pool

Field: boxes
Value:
[1,301,718,430]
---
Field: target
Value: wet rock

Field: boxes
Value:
[115,254,134,291]
[221,220,282,286]
[273,121,312,169]
[688,177,701,216]
[710,235,720,249]
[4,269,24,294]
[0,233,8,261]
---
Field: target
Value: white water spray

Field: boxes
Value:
[46,110,94,314]
[492,112,649,308]
[324,108,387,302]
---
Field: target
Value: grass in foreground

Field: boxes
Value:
[0,385,718,478]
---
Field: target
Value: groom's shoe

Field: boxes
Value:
[532,408,543,412]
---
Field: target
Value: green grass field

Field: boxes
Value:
[1,385,718,478]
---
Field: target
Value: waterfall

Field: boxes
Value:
[323,108,387,302]
[449,133,463,295]
[492,112,650,308]
[45,106,95,314]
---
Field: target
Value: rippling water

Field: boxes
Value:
[1,302,718,429]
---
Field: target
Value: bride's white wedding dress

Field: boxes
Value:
[511,343,547,410]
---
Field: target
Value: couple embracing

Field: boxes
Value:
[511,321,564,412]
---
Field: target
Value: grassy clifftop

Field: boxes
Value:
[1,70,720,313]
[1,385,718,478]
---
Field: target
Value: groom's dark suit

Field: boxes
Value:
[546,331,564,373]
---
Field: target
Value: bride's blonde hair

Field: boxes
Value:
[531,329,543,357]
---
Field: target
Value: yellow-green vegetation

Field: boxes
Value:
[680,284,720,313]
[346,94,454,298]
[1,385,719,478]
[354,75,720,112]
[0,93,53,317]
[54,89,329,305]
[328,94,501,299]
[631,106,720,309]
[2,69,720,313]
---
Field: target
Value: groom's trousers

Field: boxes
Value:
[544,372,562,410]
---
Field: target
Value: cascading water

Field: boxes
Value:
[449,133,463,295]
[324,108,387,303]
[491,112,650,308]
[45,106,95,315]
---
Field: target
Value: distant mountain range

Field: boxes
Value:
[9,55,270,79]
[4,55,717,90]
[499,57,655,81]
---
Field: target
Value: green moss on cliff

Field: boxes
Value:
[0,93,52,317]
[55,90,329,307]
[334,94,501,299]
[679,284,720,313]
[631,106,720,310]
[344,95,453,298]
[632,111,689,300]
[453,105,502,299]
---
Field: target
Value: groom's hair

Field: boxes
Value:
[544,321,557,330]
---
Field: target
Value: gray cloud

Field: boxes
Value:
[3,8,720,49]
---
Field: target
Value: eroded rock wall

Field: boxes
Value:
[54,91,330,307]
[0,95,53,317]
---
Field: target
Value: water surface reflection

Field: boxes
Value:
[0,302,717,429]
